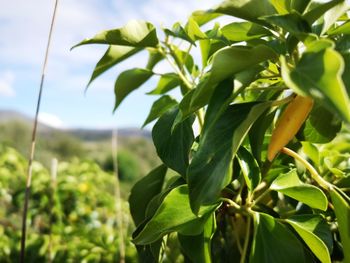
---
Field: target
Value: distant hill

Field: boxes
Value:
[0,109,151,141]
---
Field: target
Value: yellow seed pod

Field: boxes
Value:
[267,95,314,161]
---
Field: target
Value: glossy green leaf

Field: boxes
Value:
[321,0,348,35]
[270,170,328,211]
[199,39,211,68]
[152,107,194,176]
[133,185,218,245]
[237,146,261,190]
[250,212,307,263]
[281,43,350,123]
[298,103,342,143]
[191,11,221,26]
[221,22,271,42]
[301,142,320,166]
[87,45,141,86]
[330,187,350,263]
[270,0,290,14]
[213,0,277,25]
[286,215,332,263]
[291,0,311,13]
[165,23,195,45]
[114,68,153,110]
[178,213,215,263]
[142,96,178,128]
[188,98,271,213]
[303,0,346,26]
[129,165,167,226]
[73,20,158,48]
[148,73,181,95]
[343,53,350,95]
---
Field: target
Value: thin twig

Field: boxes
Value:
[240,216,251,263]
[112,130,125,263]
[20,1,59,262]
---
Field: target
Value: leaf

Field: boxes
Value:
[188,99,272,213]
[191,11,221,26]
[286,215,332,263]
[87,46,141,86]
[291,0,311,13]
[298,103,342,143]
[270,0,290,14]
[330,187,350,263]
[146,48,164,70]
[270,169,328,211]
[148,73,181,95]
[221,22,272,42]
[73,20,158,48]
[142,96,178,127]
[165,23,195,45]
[250,212,307,263]
[303,0,346,26]
[213,0,277,25]
[186,17,207,41]
[321,0,348,35]
[152,107,194,176]
[133,185,218,245]
[263,13,311,36]
[114,68,153,110]
[328,20,350,35]
[237,146,261,190]
[189,46,274,113]
[178,213,216,263]
[129,165,167,226]
[281,42,350,123]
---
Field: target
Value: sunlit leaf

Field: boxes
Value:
[237,146,261,190]
[221,22,272,42]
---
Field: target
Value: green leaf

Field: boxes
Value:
[286,215,332,263]
[165,23,195,45]
[270,169,328,211]
[328,20,350,35]
[221,22,272,42]
[237,146,261,190]
[178,213,216,263]
[188,98,272,213]
[142,96,178,127]
[330,187,350,263]
[191,11,221,26]
[342,53,350,95]
[152,107,194,176]
[263,13,311,36]
[186,17,207,41]
[298,103,342,143]
[281,42,350,123]
[73,20,158,48]
[133,185,218,245]
[114,68,153,110]
[270,0,290,14]
[87,46,141,86]
[146,48,164,70]
[250,212,307,263]
[291,0,311,14]
[301,142,320,166]
[320,0,348,35]
[147,73,181,95]
[129,165,167,226]
[213,0,277,25]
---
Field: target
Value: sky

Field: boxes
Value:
[0,0,217,129]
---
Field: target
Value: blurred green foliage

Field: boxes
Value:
[0,145,138,262]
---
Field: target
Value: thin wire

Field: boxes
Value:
[20,1,59,262]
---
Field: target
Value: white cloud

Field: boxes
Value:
[38,112,65,129]
[0,71,15,97]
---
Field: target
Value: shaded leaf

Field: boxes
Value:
[143,96,178,127]
[114,68,153,110]
[303,0,346,26]
[133,185,218,245]
[178,213,216,263]
[250,212,307,263]
[330,187,350,263]
[237,146,261,190]
[129,165,167,226]
[286,215,332,263]
[152,107,194,176]
[263,13,311,36]
[146,48,164,70]
[165,23,195,45]
[73,20,158,48]
[270,169,328,211]
[148,73,181,95]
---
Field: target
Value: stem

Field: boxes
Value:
[240,216,251,263]
[20,1,59,262]
[112,130,125,263]
[230,217,243,255]
[281,147,331,190]
[253,188,271,206]
[221,198,242,211]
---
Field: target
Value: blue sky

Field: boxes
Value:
[0,0,215,129]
